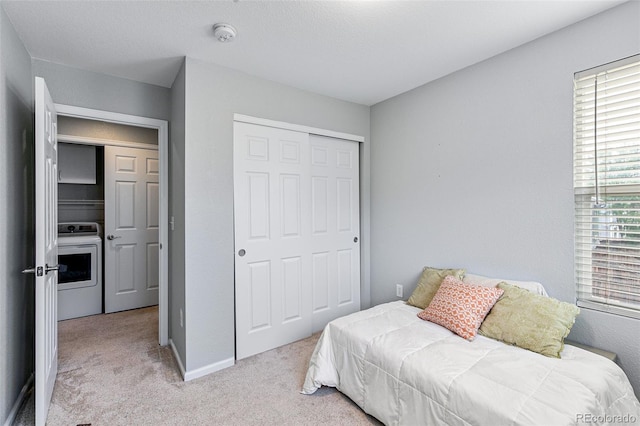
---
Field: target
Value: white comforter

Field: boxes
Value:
[302,301,640,426]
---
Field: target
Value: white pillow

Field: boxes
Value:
[463,273,548,296]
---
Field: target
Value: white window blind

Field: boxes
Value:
[574,54,640,319]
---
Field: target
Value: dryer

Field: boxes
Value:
[58,222,102,320]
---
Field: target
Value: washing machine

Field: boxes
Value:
[58,222,103,320]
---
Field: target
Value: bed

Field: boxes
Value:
[302,298,640,425]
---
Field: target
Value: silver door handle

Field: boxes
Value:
[22,266,45,276]
[107,235,121,240]
[45,264,59,274]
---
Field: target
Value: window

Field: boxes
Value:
[574,54,640,319]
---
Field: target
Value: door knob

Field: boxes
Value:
[238,249,246,257]
[22,266,44,276]
[107,235,121,240]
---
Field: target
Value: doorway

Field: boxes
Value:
[55,104,169,345]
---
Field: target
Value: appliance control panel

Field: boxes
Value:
[58,222,101,236]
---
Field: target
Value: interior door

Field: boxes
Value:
[309,134,360,332]
[104,146,159,313]
[234,122,313,360]
[33,77,59,426]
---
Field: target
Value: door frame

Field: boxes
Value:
[234,114,365,143]
[54,103,169,346]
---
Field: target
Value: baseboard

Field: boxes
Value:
[3,373,34,426]
[183,357,235,382]
[169,339,235,382]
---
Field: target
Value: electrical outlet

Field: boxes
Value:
[180,308,184,328]
[396,284,403,298]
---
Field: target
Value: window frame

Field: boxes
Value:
[573,54,640,320]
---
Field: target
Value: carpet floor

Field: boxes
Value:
[15,306,380,425]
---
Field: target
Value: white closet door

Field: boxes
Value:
[234,122,312,360]
[234,122,361,360]
[104,146,160,313]
[309,135,360,332]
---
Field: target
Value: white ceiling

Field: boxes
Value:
[1,0,627,106]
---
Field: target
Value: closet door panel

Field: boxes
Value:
[309,135,360,333]
[234,122,311,360]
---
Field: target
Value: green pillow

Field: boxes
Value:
[479,282,580,358]
[406,267,465,309]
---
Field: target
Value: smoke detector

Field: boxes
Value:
[212,23,237,43]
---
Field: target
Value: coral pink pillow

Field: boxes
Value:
[418,275,503,340]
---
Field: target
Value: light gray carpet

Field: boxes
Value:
[15,307,380,425]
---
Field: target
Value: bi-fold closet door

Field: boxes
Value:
[234,121,360,360]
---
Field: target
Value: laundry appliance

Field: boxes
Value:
[58,222,102,320]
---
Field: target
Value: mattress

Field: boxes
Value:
[302,301,640,425]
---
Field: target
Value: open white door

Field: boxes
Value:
[104,146,159,313]
[33,77,59,426]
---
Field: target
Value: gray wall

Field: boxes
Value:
[182,58,371,372]
[58,116,158,145]
[0,6,34,425]
[370,1,640,395]
[169,60,186,366]
[32,59,171,121]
